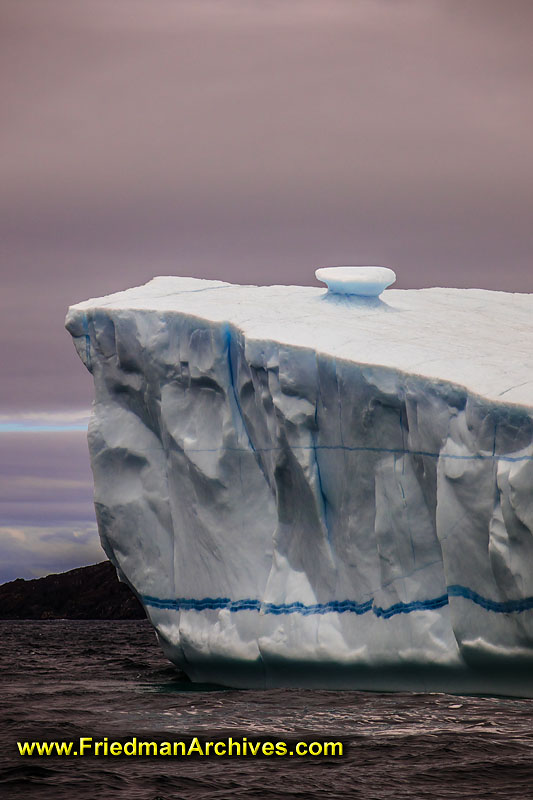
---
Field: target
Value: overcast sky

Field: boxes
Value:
[1,0,532,581]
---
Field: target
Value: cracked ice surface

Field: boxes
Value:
[66,277,533,694]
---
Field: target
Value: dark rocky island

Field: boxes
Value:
[0,561,146,620]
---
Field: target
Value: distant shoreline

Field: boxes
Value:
[0,561,146,620]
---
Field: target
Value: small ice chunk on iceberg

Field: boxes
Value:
[315,265,396,296]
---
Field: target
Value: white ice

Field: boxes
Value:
[315,265,396,296]
[66,275,533,695]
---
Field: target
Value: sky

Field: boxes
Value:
[1,0,532,582]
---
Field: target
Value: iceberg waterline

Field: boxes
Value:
[66,276,533,693]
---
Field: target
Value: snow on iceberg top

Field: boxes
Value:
[67,275,533,408]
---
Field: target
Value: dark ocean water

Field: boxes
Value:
[1,621,532,799]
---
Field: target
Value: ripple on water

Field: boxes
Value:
[2,620,533,799]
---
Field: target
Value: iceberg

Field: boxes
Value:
[65,273,533,695]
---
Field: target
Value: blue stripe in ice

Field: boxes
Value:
[447,585,533,613]
[142,586,533,617]
[157,443,533,463]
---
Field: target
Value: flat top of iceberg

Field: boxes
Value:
[68,276,533,408]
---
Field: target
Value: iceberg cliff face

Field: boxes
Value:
[66,277,533,694]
